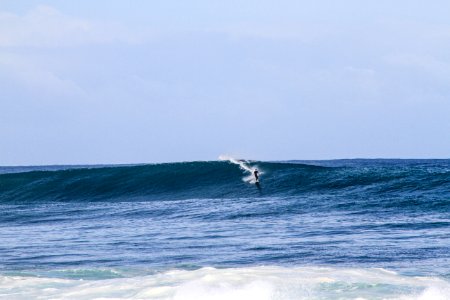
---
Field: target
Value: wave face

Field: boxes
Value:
[1,159,449,205]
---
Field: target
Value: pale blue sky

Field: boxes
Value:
[1,1,449,165]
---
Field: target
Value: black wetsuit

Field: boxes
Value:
[254,170,259,181]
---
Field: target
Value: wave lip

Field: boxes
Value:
[1,266,449,300]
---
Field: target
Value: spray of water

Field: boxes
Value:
[218,155,261,183]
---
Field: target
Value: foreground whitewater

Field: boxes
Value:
[0,159,449,299]
[2,266,450,300]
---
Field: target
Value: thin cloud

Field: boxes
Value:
[0,5,140,47]
[0,52,86,97]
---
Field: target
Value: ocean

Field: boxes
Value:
[0,158,449,299]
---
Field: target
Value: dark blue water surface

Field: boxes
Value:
[1,159,449,276]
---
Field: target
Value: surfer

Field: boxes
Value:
[253,168,259,183]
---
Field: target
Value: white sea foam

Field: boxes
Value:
[219,155,262,183]
[1,266,449,300]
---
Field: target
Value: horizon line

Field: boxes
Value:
[1,157,449,168]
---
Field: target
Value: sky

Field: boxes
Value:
[1,0,449,165]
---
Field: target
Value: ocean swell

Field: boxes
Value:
[0,160,449,205]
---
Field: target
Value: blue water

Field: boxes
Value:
[1,159,449,299]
